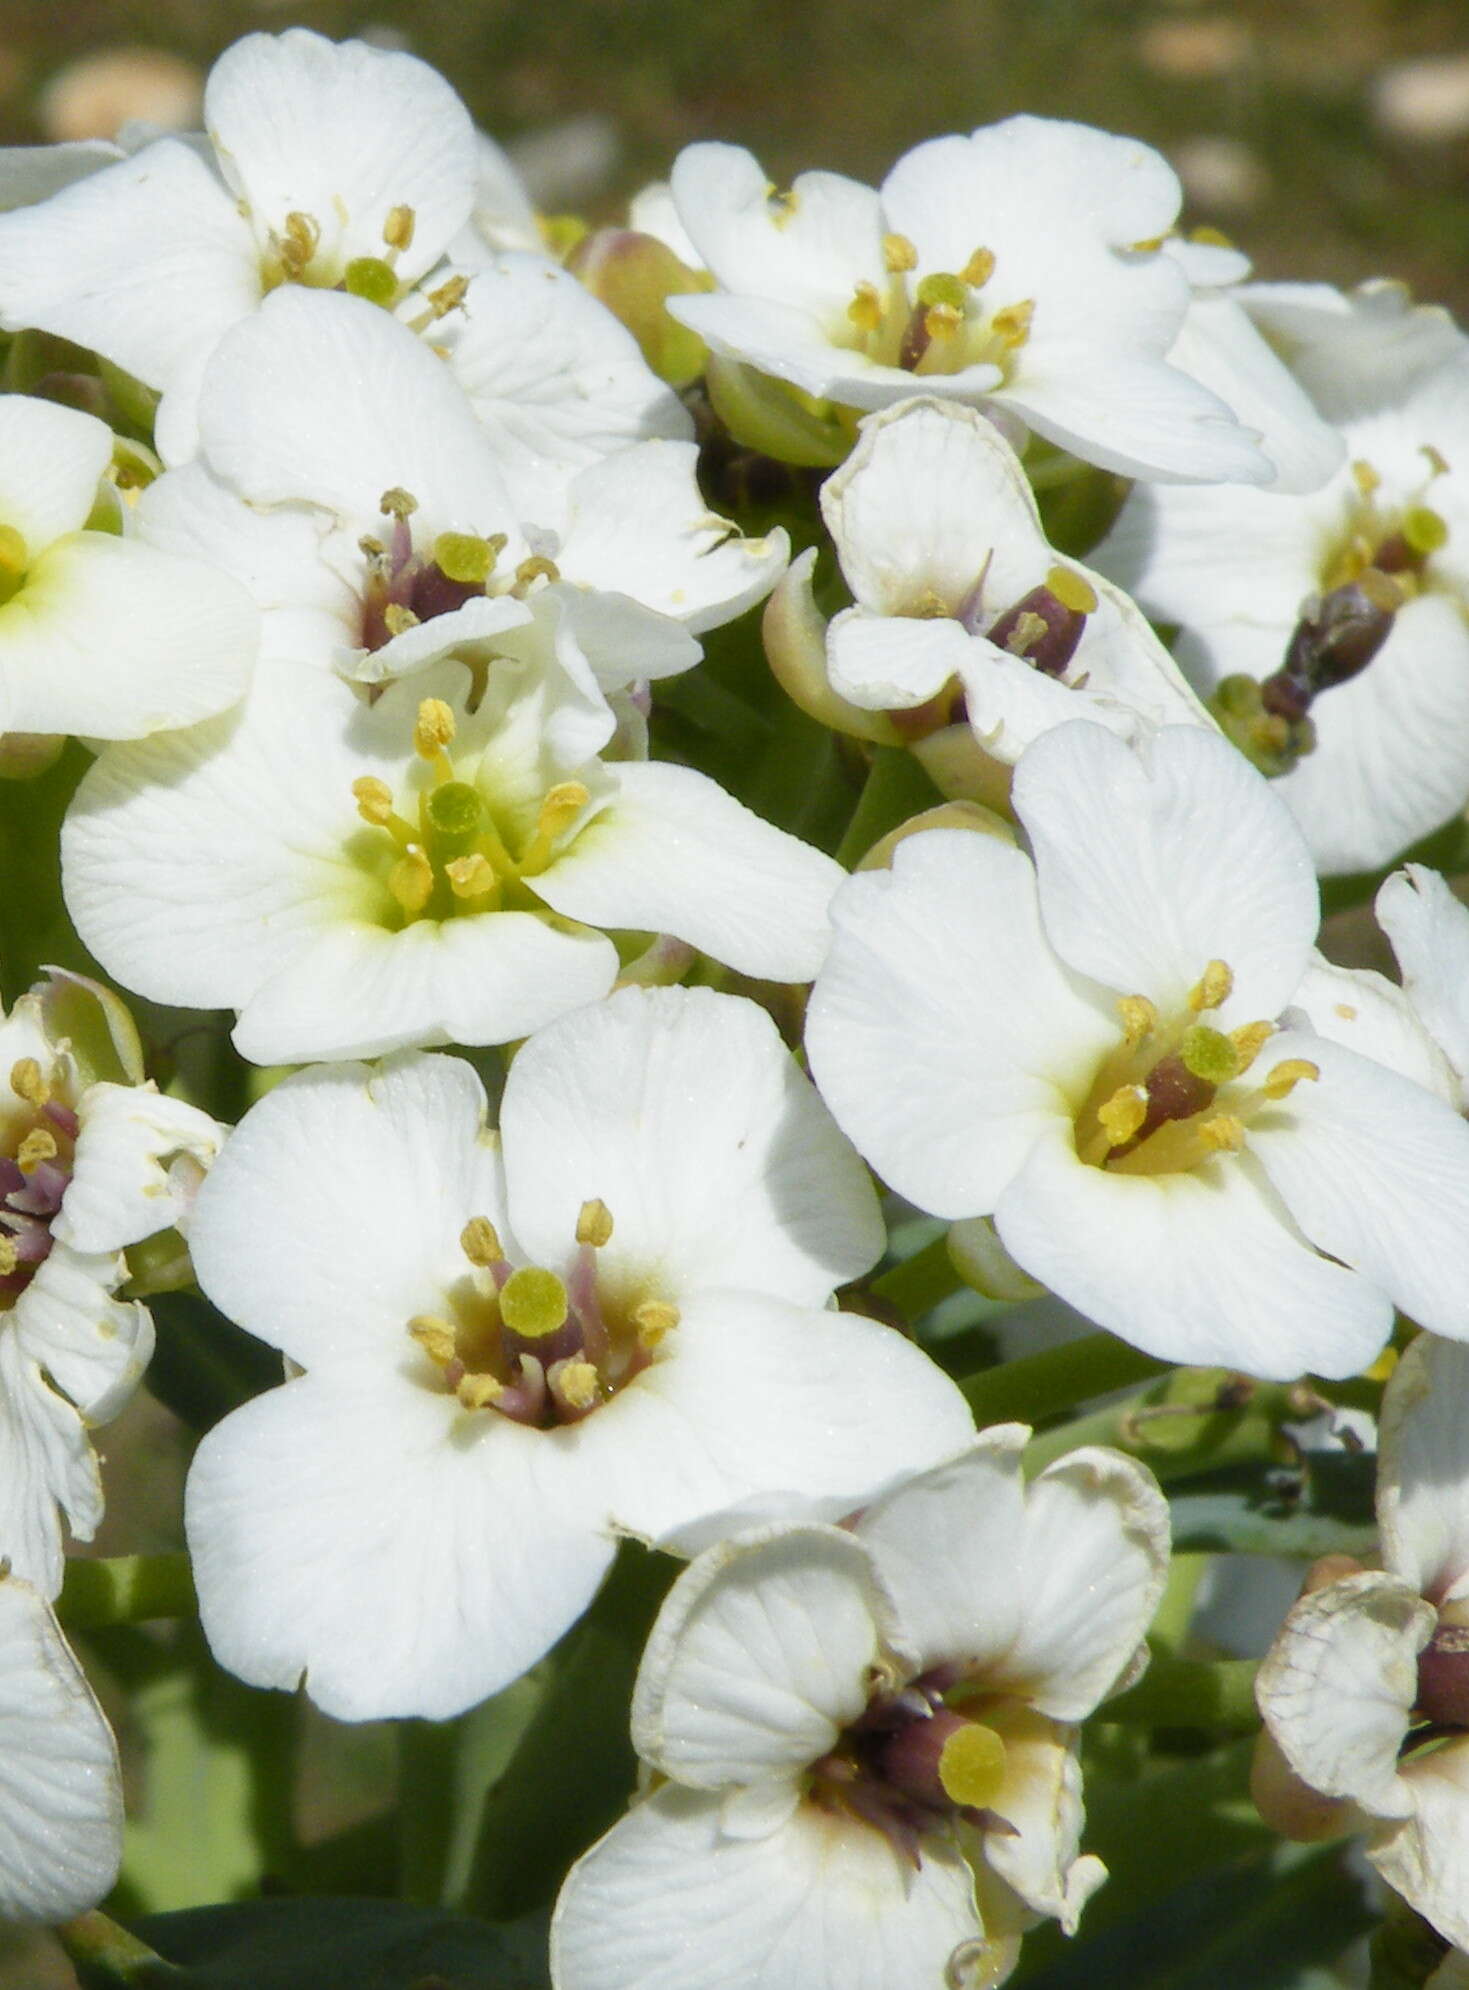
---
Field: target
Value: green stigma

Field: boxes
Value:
[499,1266,570,1340]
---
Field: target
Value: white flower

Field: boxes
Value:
[551,1429,1169,1990]
[182,986,974,1720]
[0,1571,122,1924]
[1255,1332,1469,1950]
[806,719,1469,1379]
[765,397,1208,777]
[1097,283,1469,873]
[62,642,843,1064]
[666,119,1274,483]
[0,973,222,1596]
[1376,865,1469,1110]
[0,395,256,738]
[0,28,480,460]
[158,285,780,685]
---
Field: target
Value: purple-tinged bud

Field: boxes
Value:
[1416,1621,1469,1729]
[985,585,1086,679]
[1280,577,1397,696]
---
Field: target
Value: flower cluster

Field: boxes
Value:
[2,22,1469,1990]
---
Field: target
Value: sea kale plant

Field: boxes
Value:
[5,24,1469,1990]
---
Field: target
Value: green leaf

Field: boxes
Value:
[144,1289,283,1433]
[127,1898,549,1990]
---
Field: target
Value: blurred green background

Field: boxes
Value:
[6,0,1469,315]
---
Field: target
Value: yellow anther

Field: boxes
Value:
[0,1236,15,1277]
[425,274,469,318]
[460,1216,504,1267]
[633,1299,680,1348]
[1263,1058,1320,1100]
[413,698,456,760]
[383,204,416,253]
[1188,960,1233,1014]
[446,853,496,899]
[1197,1113,1246,1153]
[1189,224,1236,248]
[1130,235,1166,253]
[766,186,799,226]
[457,1371,504,1410]
[16,1128,56,1173]
[1351,459,1381,499]
[533,783,590,850]
[923,301,962,343]
[280,210,319,270]
[515,555,561,587]
[1001,610,1048,656]
[1097,1085,1147,1150]
[1045,565,1098,615]
[961,246,996,288]
[576,1198,614,1248]
[552,1357,601,1411]
[883,232,918,273]
[383,604,421,638]
[9,1058,48,1109]
[433,532,496,584]
[847,281,884,335]
[1423,444,1450,479]
[1359,566,1407,612]
[1117,995,1157,1046]
[937,1722,1008,1809]
[0,525,28,578]
[352,776,396,826]
[500,1265,570,1340]
[1229,1020,1274,1074]
[388,847,434,916]
[408,1315,458,1367]
[990,299,1034,347]
[380,486,418,519]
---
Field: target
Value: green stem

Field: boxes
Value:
[1149,1550,1213,1654]
[1097,1653,1260,1735]
[396,1720,463,1908]
[960,1333,1168,1428]
[1023,1378,1298,1480]
[55,1911,180,1985]
[58,1552,196,1632]
[835,743,939,868]
[870,1233,962,1319]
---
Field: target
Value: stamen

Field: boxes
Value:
[279,210,319,274]
[990,300,1034,347]
[413,698,456,761]
[576,1198,614,1247]
[383,603,420,636]
[388,847,434,916]
[1351,460,1380,498]
[960,247,996,288]
[9,1058,48,1108]
[1197,1114,1246,1152]
[548,1357,600,1414]
[1229,1020,1274,1072]
[847,282,883,335]
[380,487,418,521]
[352,776,396,827]
[382,204,416,253]
[1263,1058,1320,1100]
[0,1236,16,1276]
[923,301,962,344]
[1423,444,1450,479]
[633,1299,680,1349]
[1188,960,1233,1013]
[457,1371,504,1410]
[1117,995,1156,1046]
[460,1217,504,1267]
[515,555,561,588]
[16,1129,56,1173]
[882,232,918,273]
[408,1315,458,1367]
[1098,1085,1147,1149]
[446,853,496,900]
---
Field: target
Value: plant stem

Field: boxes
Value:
[1097,1653,1260,1735]
[58,1552,196,1632]
[835,744,938,868]
[960,1333,1167,1428]
[870,1232,962,1319]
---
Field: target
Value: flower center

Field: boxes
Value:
[842,235,1036,384]
[407,1201,678,1427]
[809,1660,1012,1864]
[0,1057,80,1309]
[357,486,517,654]
[350,694,595,926]
[1072,960,1318,1176]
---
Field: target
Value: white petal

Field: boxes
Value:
[57,1085,223,1254]
[204,28,477,285]
[827,611,973,711]
[1167,291,1344,495]
[198,286,517,538]
[995,1123,1392,1378]
[438,254,690,526]
[1289,956,1457,1102]
[501,984,883,1305]
[671,144,884,316]
[13,1247,152,1425]
[0,396,110,549]
[1014,721,1318,1023]
[549,1289,975,1549]
[232,905,618,1065]
[1248,1032,1469,1346]
[1378,866,1469,1102]
[1008,349,1272,486]
[0,1336,100,1598]
[0,138,257,392]
[188,1051,507,1374]
[1377,1333,1469,1602]
[0,1577,121,1925]
[806,831,1114,1220]
[1373,1743,1469,1953]
[978,1704,1090,1928]
[0,532,259,739]
[551,1783,982,1990]
[554,442,787,634]
[536,761,843,984]
[631,1525,887,1784]
[186,1371,613,1720]
[1255,1570,1429,1818]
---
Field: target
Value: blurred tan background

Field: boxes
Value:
[5,0,1469,315]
